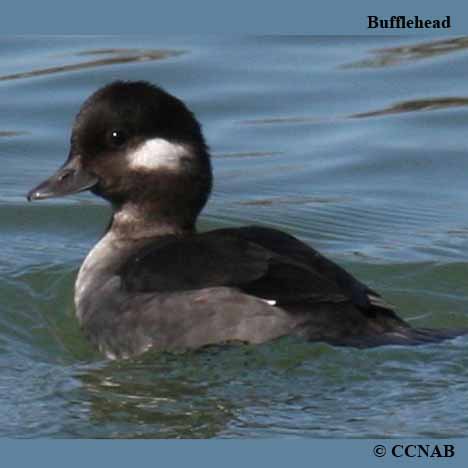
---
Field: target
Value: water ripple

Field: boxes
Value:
[0,130,30,137]
[351,97,468,118]
[239,96,468,127]
[343,36,468,69]
[0,48,184,82]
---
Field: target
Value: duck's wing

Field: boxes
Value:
[226,226,393,314]
[119,226,393,315]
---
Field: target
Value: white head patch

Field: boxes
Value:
[127,138,189,171]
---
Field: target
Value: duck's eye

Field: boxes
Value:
[108,130,127,148]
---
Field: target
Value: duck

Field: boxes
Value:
[26,80,465,359]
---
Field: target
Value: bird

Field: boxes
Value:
[26,80,466,359]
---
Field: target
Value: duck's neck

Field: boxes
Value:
[110,201,196,240]
[75,202,196,322]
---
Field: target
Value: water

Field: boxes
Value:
[1,35,468,438]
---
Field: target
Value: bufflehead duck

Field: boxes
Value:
[27,81,464,359]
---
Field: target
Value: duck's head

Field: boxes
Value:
[27,81,212,234]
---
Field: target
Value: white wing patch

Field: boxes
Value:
[368,294,393,310]
[261,298,277,306]
[127,138,188,170]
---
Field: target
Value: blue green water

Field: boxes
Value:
[1,36,468,437]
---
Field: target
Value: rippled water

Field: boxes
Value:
[1,36,468,438]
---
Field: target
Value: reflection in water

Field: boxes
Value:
[351,97,468,118]
[344,36,468,68]
[75,352,237,438]
[0,48,184,82]
[71,339,328,438]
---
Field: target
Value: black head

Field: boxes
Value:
[27,81,212,230]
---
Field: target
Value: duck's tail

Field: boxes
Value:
[332,325,468,348]
[289,300,468,348]
[355,298,468,347]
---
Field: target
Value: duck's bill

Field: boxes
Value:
[26,156,98,201]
